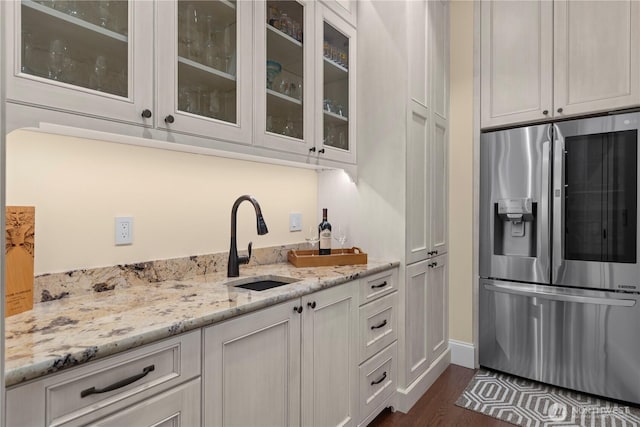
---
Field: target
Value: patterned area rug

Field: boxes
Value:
[455,369,640,427]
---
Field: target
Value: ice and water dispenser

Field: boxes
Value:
[494,198,537,257]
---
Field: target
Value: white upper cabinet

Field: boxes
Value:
[319,0,357,28]
[316,4,357,164]
[6,0,153,126]
[429,0,449,121]
[254,0,315,155]
[156,0,253,144]
[480,0,553,128]
[554,0,640,117]
[481,0,640,129]
[6,0,358,169]
[406,0,449,264]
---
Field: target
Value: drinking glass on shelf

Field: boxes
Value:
[208,90,221,118]
[21,31,34,74]
[47,39,67,81]
[305,227,319,256]
[89,55,108,91]
[333,225,347,254]
[203,16,222,70]
[223,25,234,74]
[98,1,111,29]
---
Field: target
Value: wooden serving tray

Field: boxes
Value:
[288,247,367,268]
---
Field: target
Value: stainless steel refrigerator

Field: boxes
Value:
[479,112,640,404]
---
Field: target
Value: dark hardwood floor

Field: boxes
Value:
[368,365,513,427]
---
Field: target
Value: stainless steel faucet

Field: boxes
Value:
[228,195,269,277]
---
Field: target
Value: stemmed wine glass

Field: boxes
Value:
[305,226,319,256]
[333,225,347,254]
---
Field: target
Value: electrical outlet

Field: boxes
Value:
[115,217,133,245]
[289,213,302,232]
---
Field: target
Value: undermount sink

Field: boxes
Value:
[226,275,300,291]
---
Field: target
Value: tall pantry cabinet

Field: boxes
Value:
[402,0,449,408]
[351,0,449,412]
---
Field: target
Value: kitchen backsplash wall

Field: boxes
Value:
[6,130,317,275]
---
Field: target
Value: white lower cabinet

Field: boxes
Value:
[203,298,302,427]
[358,342,397,427]
[6,331,201,427]
[405,254,448,386]
[204,279,359,427]
[356,271,399,426]
[89,378,201,427]
[301,283,359,427]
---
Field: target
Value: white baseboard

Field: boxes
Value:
[395,348,451,413]
[449,339,475,369]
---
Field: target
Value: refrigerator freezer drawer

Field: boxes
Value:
[479,279,640,405]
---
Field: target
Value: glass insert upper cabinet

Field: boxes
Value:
[156,0,252,144]
[316,4,356,164]
[6,0,153,125]
[254,0,314,154]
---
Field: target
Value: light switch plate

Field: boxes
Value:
[289,213,302,232]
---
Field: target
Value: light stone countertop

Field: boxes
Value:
[5,260,399,387]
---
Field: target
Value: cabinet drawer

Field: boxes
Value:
[359,291,397,363]
[7,330,201,427]
[358,342,397,424]
[86,378,200,427]
[359,269,397,305]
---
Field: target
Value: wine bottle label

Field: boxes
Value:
[320,229,332,250]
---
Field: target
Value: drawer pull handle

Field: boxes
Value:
[371,281,388,289]
[80,365,155,398]
[370,319,388,330]
[371,371,387,386]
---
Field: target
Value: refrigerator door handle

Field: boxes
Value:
[484,283,636,307]
[540,139,551,277]
[552,125,565,283]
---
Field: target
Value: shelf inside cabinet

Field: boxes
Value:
[267,88,302,106]
[179,0,236,27]
[266,25,303,77]
[324,110,348,124]
[323,57,348,84]
[178,56,236,92]
[22,0,128,42]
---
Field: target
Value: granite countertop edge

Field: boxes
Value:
[5,260,399,387]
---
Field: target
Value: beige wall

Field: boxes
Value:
[448,0,474,344]
[6,130,317,274]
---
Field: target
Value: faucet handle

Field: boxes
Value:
[239,241,253,265]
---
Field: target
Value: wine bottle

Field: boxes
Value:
[318,208,332,255]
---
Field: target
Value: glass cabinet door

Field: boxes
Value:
[177,0,237,123]
[157,0,252,144]
[21,1,128,96]
[9,0,153,125]
[317,6,356,164]
[255,0,313,154]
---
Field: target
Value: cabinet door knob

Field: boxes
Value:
[309,147,316,153]
[307,301,316,309]
[318,148,325,154]
[293,306,303,314]
[141,109,152,118]
[542,110,549,115]
[557,107,564,113]
[164,115,175,124]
